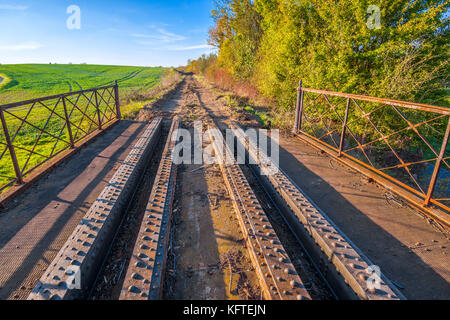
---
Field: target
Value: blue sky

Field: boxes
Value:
[0,0,215,66]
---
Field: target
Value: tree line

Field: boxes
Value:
[187,0,449,111]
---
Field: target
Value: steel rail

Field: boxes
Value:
[294,83,449,228]
[119,119,180,300]
[0,119,119,205]
[0,85,116,110]
[208,123,311,300]
[0,82,121,204]
[245,161,339,300]
[295,131,450,228]
[27,118,163,300]
[301,87,450,115]
[231,124,405,300]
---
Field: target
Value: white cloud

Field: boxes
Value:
[139,43,213,51]
[147,23,171,29]
[0,41,42,51]
[167,44,213,51]
[0,4,29,10]
[158,29,186,42]
[188,28,207,35]
[131,29,186,43]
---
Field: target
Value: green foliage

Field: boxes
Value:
[187,54,218,74]
[194,0,449,110]
[0,73,11,90]
[244,106,270,126]
[209,0,263,80]
[254,0,449,109]
[187,0,449,191]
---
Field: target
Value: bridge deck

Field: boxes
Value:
[0,74,449,300]
[0,120,147,300]
[194,76,449,300]
[278,135,450,299]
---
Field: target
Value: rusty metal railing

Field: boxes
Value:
[0,81,121,193]
[293,80,449,227]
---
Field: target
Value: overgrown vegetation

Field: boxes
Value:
[0,73,11,90]
[188,0,449,111]
[187,0,449,197]
[120,68,185,119]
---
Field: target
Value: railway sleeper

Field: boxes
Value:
[230,124,406,300]
[119,118,180,300]
[27,118,164,300]
[207,122,312,300]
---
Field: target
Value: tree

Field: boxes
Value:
[205,0,449,109]
[209,0,263,80]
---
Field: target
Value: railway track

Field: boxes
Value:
[27,112,406,300]
[28,118,163,300]
[230,124,405,300]
[206,123,311,300]
[119,118,180,300]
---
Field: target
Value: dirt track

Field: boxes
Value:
[136,74,450,300]
[133,77,331,300]
[1,74,448,300]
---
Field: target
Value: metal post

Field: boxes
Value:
[424,117,450,206]
[293,80,303,133]
[114,80,122,120]
[62,96,75,148]
[94,90,102,130]
[0,107,24,184]
[338,98,351,157]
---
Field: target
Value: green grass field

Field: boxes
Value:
[0,64,165,104]
[0,64,166,190]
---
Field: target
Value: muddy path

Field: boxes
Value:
[131,75,333,300]
[134,77,263,300]
[166,75,450,300]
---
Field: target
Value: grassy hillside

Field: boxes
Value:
[0,64,165,104]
